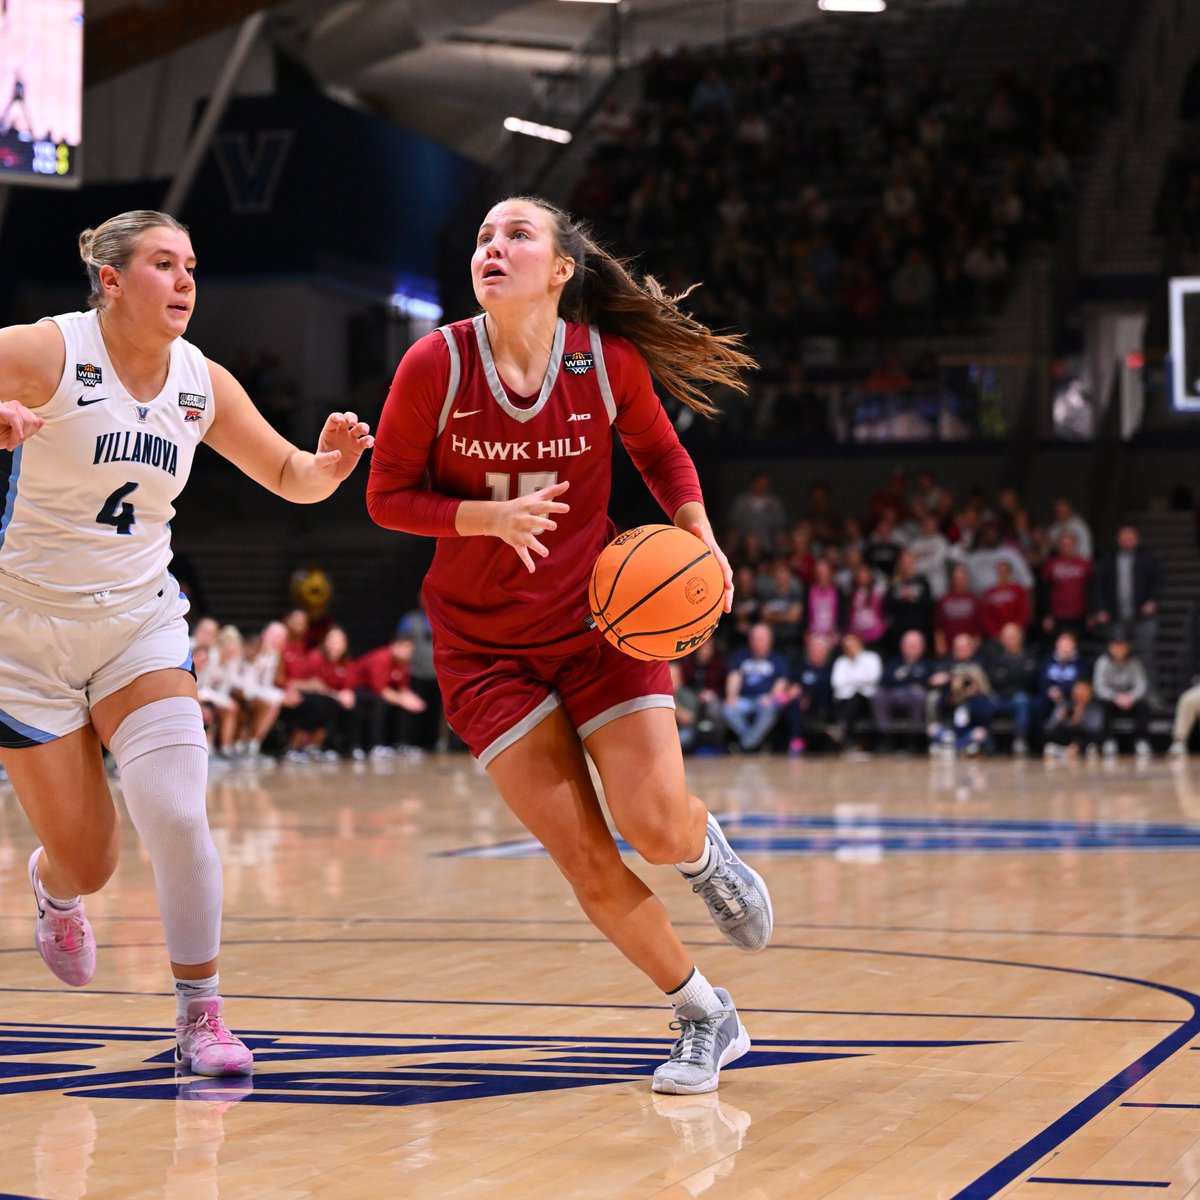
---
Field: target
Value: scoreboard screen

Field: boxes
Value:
[0,0,83,187]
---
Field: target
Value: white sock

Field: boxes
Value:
[109,697,223,966]
[34,873,81,907]
[32,855,81,910]
[675,837,713,877]
[175,972,219,1022]
[666,967,721,1017]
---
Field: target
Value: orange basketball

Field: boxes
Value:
[589,524,724,661]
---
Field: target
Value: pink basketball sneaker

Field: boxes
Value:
[28,848,96,987]
[176,998,254,1077]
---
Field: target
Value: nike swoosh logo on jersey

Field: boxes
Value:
[452,409,482,419]
[77,395,108,406]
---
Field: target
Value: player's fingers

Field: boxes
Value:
[516,546,535,573]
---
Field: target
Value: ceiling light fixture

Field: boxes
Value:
[818,0,886,12]
[503,117,573,144]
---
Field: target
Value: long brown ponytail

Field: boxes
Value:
[508,196,756,417]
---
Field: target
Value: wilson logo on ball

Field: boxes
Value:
[589,525,723,661]
[611,526,646,547]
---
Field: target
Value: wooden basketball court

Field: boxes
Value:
[3,750,1200,1198]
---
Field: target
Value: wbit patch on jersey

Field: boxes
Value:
[563,350,594,376]
[183,410,203,423]
[76,363,103,387]
[178,392,207,412]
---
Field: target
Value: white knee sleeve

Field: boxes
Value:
[109,697,222,965]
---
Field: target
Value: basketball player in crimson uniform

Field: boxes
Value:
[352,634,426,754]
[368,196,774,1095]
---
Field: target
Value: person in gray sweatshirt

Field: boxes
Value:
[1092,632,1151,757]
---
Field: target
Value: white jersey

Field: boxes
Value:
[0,309,214,615]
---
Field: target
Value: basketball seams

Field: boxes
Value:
[606,548,714,630]
[596,524,678,615]
[620,596,723,644]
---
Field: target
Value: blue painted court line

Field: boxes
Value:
[0,985,1179,1024]
[1027,1178,1169,1188]
[442,812,1200,858]
[1123,1100,1200,1108]
[9,910,1200,949]
[734,813,1200,835]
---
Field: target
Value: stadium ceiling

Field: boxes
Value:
[84,0,836,163]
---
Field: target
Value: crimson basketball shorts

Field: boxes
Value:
[0,577,193,749]
[434,634,674,767]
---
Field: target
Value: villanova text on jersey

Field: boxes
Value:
[93,430,180,477]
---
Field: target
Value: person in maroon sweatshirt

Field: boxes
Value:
[933,563,983,657]
[1039,531,1094,638]
[981,559,1032,640]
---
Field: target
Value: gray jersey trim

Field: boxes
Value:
[477,693,560,767]
[472,313,565,423]
[576,694,675,742]
[435,326,463,436]
[588,326,617,425]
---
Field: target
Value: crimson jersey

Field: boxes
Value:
[300,649,352,690]
[353,645,410,694]
[367,316,703,655]
[279,640,310,684]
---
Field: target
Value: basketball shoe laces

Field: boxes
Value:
[43,905,88,956]
[665,1004,732,1069]
[692,868,748,927]
[185,1006,237,1049]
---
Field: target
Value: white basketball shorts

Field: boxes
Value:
[0,581,193,749]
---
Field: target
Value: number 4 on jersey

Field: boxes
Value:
[96,481,139,536]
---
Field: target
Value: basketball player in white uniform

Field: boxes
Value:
[0,210,374,1075]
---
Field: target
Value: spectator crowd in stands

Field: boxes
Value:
[674,467,1171,761]
[179,466,1183,769]
[571,30,1118,440]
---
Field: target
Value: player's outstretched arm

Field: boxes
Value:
[204,358,374,503]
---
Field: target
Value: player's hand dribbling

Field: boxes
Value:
[0,401,45,451]
[313,411,375,485]
[496,480,570,573]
